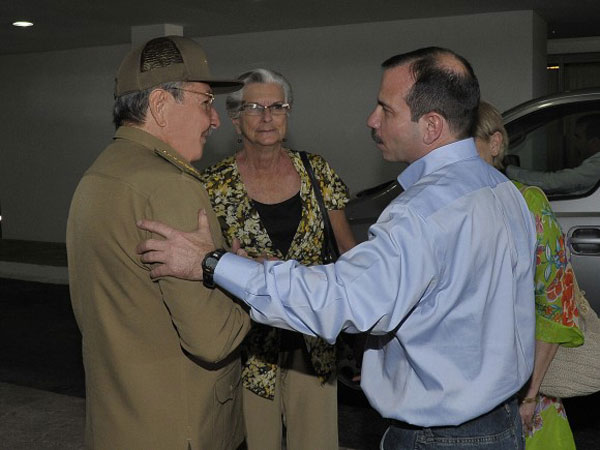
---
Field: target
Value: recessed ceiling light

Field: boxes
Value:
[12,21,34,27]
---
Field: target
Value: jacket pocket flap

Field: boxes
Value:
[215,364,241,404]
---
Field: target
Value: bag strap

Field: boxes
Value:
[298,151,340,260]
[572,272,590,314]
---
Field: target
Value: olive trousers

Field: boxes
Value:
[242,348,338,450]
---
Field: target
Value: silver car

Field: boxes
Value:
[346,88,600,313]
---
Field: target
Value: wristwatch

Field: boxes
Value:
[202,248,227,289]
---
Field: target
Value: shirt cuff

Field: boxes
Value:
[214,252,261,300]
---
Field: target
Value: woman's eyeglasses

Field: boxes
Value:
[240,102,291,116]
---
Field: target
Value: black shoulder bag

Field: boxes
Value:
[299,151,340,263]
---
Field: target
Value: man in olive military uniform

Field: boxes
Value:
[66,36,251,449]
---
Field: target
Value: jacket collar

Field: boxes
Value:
[114,126,203,181]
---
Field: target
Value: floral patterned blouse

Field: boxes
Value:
[514,182,583,447]
[200,149,350,399]
[515,182,583,347]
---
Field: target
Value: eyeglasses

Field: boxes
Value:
[240,102,291,116]
[173,88,215,111]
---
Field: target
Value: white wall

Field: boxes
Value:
[532,13,549,99]
[0,10,546,242]
[0,45,129,242]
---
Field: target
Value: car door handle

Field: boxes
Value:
[568,227,600,256]
[569,237,600,245]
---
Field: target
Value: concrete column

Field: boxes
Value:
[131,24,184,47]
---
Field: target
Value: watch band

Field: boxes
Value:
[202,248,227,289]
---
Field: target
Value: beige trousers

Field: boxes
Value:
[242,348,338,450]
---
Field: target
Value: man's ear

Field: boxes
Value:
[421,112,444,145]
[489,131,503,157]
[148,89,169,127]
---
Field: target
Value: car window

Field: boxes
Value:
[505,100,600,199]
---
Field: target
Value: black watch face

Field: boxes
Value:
[205,255,219,271]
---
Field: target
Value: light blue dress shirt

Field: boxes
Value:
[216,138,536,427]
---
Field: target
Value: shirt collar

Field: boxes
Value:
[398,138,479,189]
[114,126,202,180]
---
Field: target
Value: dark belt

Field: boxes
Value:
[388,395,516,431]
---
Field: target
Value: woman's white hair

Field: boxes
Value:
[225,68,293,118]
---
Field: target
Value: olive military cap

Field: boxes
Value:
[115,35,242,96]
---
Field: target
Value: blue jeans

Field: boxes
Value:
[380,397,524,450]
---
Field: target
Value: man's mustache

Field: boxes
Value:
[371,128,383,144]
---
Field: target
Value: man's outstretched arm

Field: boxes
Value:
[136,205,436,341]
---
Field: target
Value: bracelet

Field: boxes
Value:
[521,396,537,404]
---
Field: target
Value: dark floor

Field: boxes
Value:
[0,239,67,267]
[0,278,84,397]
[0,270,386,449]
[0,238,598,449]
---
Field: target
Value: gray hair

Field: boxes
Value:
[112,81,185,128]
[225,68,293,118]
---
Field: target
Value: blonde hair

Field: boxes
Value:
[474,101,509,169]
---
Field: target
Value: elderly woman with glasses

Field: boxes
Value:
[474,101,583,450]
[199,68,356,450]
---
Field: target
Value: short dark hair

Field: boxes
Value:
[112,81,184,128]
[382,47,480,139]
[576,114,600,141]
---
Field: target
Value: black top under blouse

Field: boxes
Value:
[251,191,302,257]
[253,191,305,351]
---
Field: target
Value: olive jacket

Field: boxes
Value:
[67,126,251,450]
